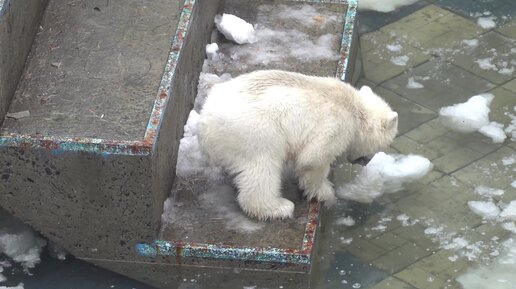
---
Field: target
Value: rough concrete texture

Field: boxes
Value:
[0,0,49,124]
[0,0,222,264]
[1,0,182,140]
[0,147,154,259]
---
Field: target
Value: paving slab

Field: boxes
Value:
[449,31,516,85]
[382,59,496,111]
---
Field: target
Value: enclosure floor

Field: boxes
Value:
[1,0,182,140]
[312,1,516,289]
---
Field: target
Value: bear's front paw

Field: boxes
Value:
[240,197,295,221]
[304,181,336,206]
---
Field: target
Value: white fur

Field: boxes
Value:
[198,70,398,220]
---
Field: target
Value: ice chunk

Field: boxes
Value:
[467,201,500,220]
[0,284,25,289]
[358,0,418,12]
[337,153,433,203]
[205,43,219,60]
[439,94,494,133]
[477,16,496,29]
[502,156,515,166]
[214,14,257,44]
[500,201,516,221]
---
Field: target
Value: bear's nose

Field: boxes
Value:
[350,155,373,166]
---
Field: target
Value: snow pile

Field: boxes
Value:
[0,284,24,289]
[337,152,433,203]
[176,73,232,181]
[0,211,47,280]
[406,77,424,89]
[358,0,419,13]
[477,16,496,29]
[214,14,257,44]
[439,94,507,143]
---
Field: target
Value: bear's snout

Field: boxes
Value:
[350,155,373,166]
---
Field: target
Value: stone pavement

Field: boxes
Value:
[317,1,516,288]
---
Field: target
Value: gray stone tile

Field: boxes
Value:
[449,32,516,85]
[382,59,496,111]
[452,146,516,188]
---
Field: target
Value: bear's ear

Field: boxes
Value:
[384,111,398,130]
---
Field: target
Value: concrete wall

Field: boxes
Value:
[0,0,48,122]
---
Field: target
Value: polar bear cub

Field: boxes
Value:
[198,70,398,220]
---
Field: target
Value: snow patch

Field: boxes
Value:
[406,77,424,89]
[390,55,409,66]
[337,152,433,203]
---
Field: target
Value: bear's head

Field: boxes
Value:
[347,86,398,165]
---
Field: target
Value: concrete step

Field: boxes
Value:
[0,0,221,267]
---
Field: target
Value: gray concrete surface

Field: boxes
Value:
[0,0,48,124]
[2,0,182,140]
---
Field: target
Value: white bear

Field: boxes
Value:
[198,70,398,220]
